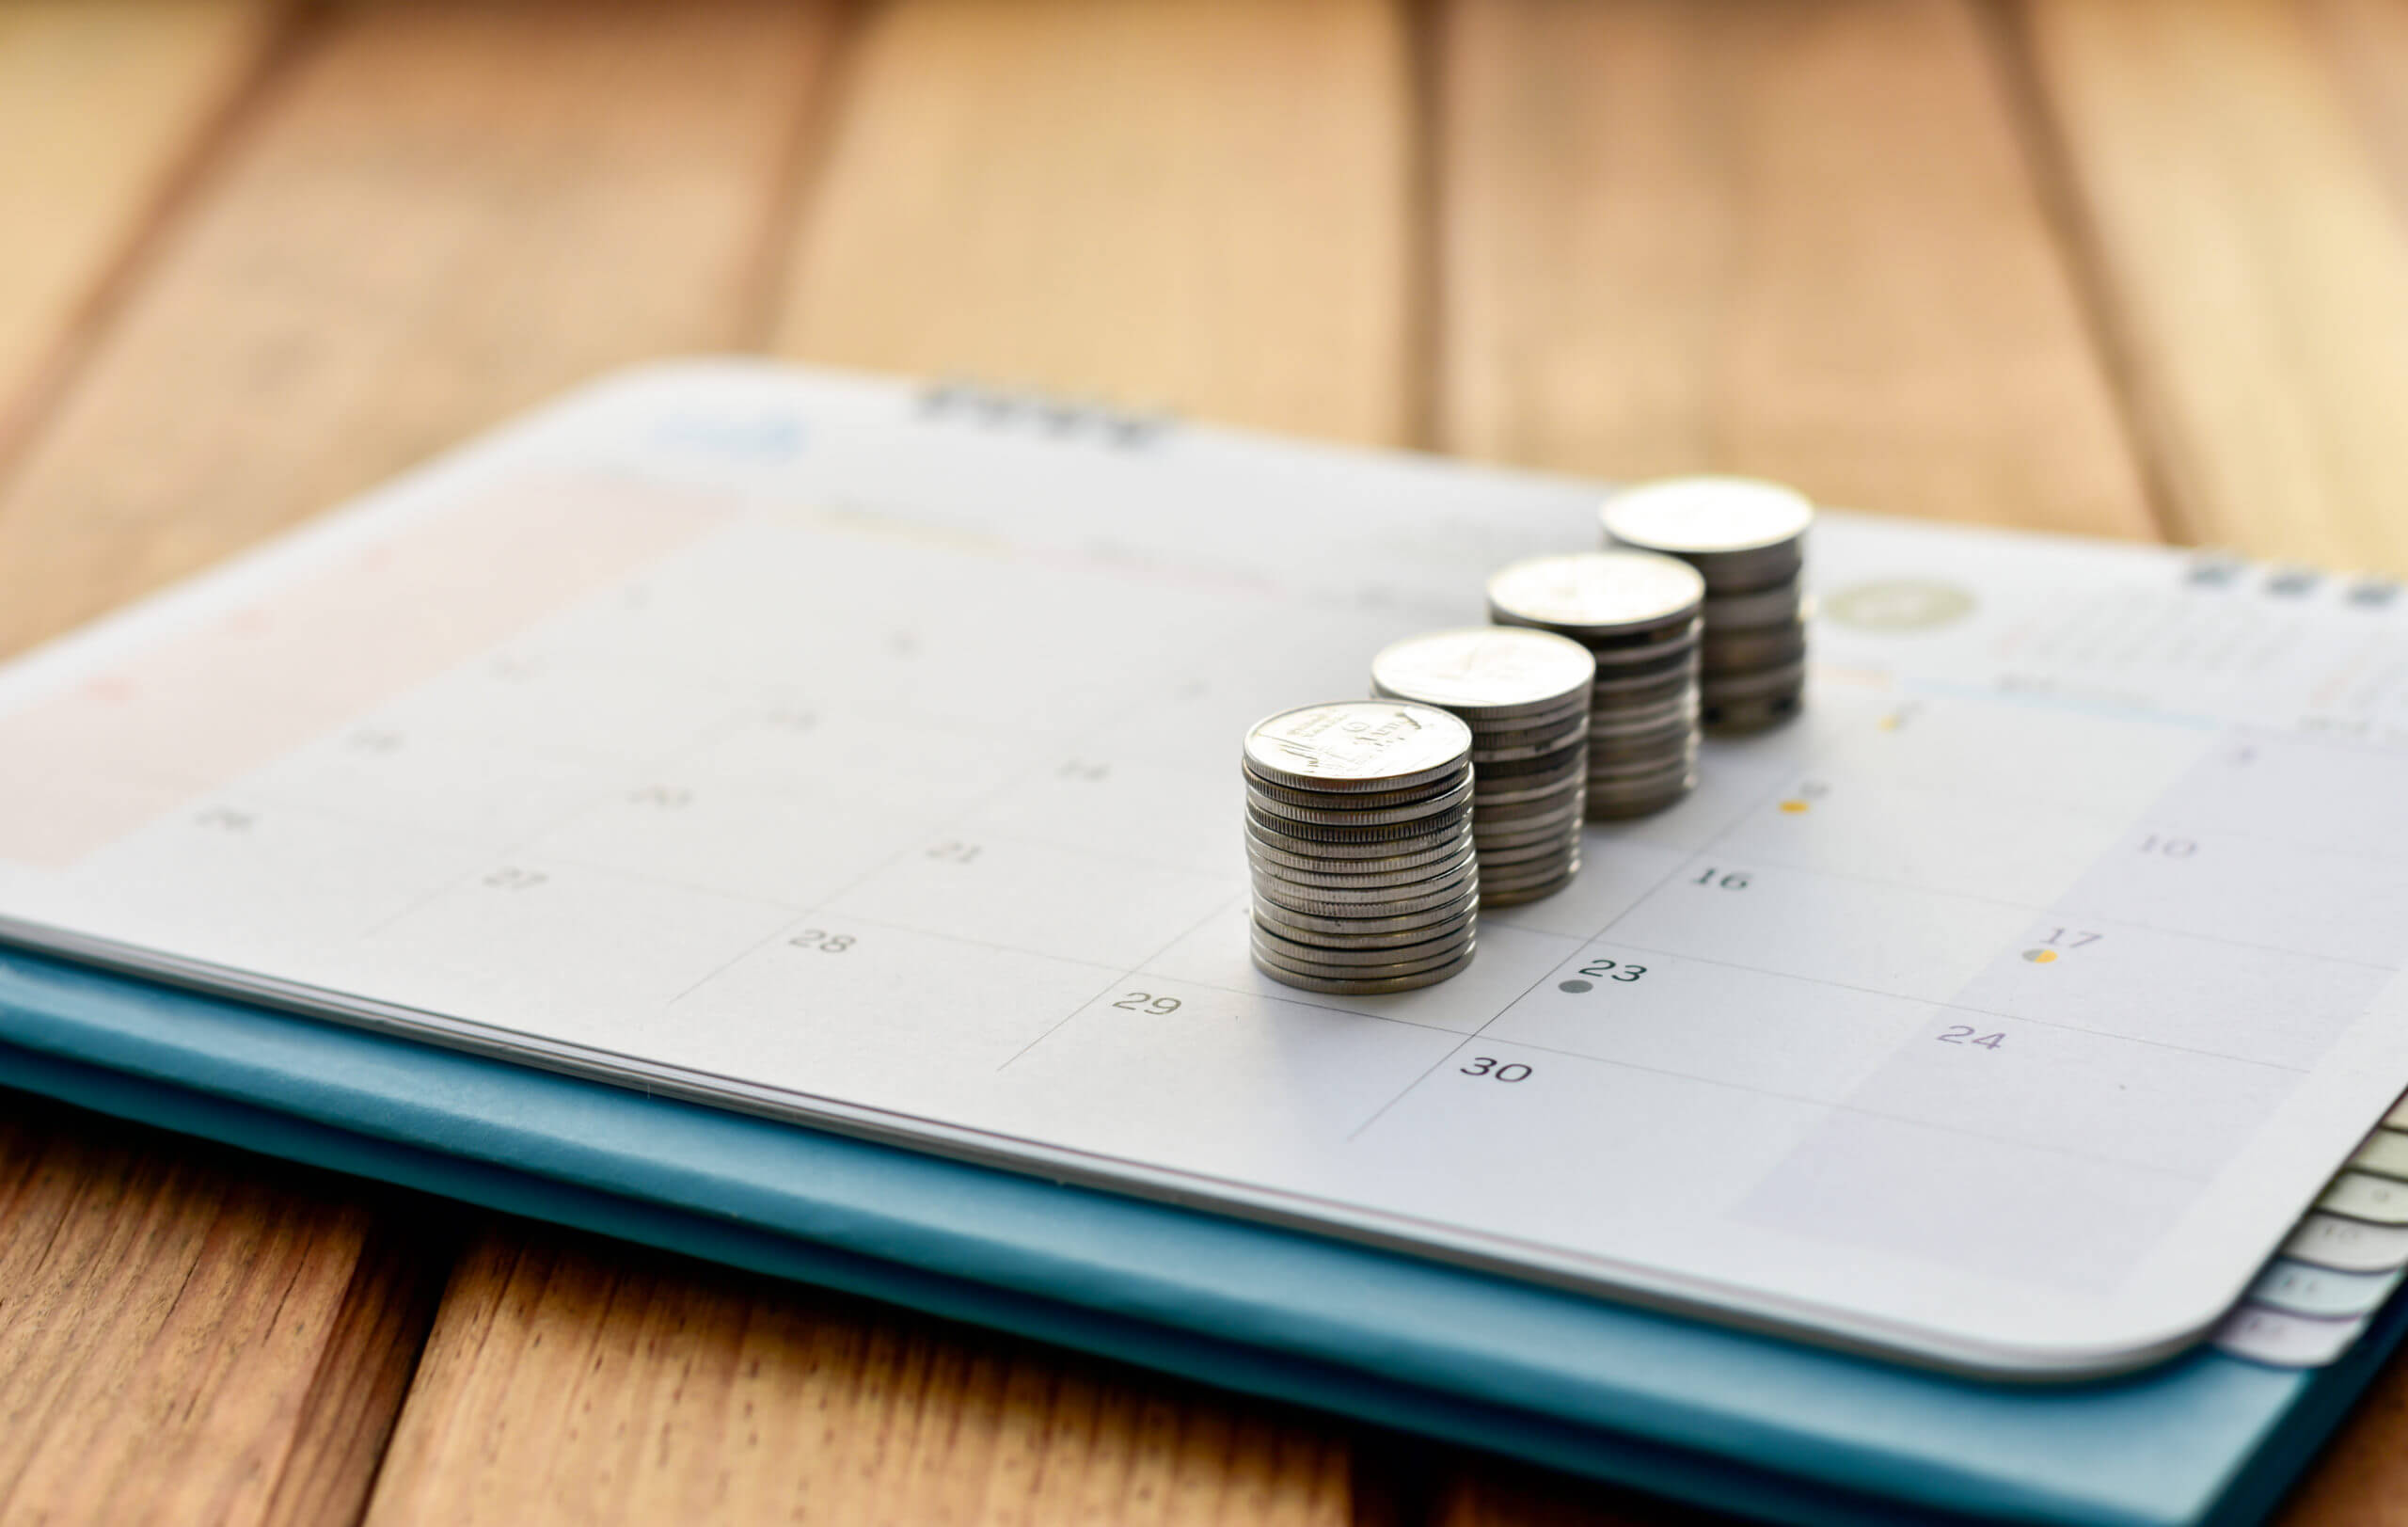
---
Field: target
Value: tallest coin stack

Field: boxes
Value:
[1244,700,1480,994]
[1600,476,1814,732]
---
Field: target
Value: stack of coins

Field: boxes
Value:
[1485,551,1706,819]
[1368,627,1595,906]
[1244,701,1479,994]
[1599,476,1814,732]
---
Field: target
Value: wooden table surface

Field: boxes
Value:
[5,1,2408,1522]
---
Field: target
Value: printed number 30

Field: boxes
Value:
[1461,1057,1532,1082]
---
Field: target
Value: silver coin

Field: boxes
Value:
[1700,659,1808,700]
[1703,626,1808,673]
[1374,683,1590,738]
[1243,765,1473,813]
[1476,844,1578,872]
[1244,819,1474,866]
[1465,708,1590,749]
[1469,743,1596,782]
[1587,785,1694,820]
[1588,695,1699,735]
[1473,769,1589,807]
[1588,761,1698,795]
[1251,946,1476,994]
[1252,842,1479,892]
[1475,834,1583,868]
[1703,580,1808,628]
[1472,786,1588,821]
[1474,800,1586,835]
[1588,729,1696,766]
[1244,833,1474,881]
[1476,816,1583,851]
[1251,844,1480,891]
[1246,772,1475,829]
[1481,878,1576,908]
[1486,551,1704,637]
[1253,867,1479,916]
[1589,726,1698,761]
[1252,904,1476,950]
[1482,808,1589,838]
[1370,627,1596,719]
[1588,740,1697,775]
[1245,805,1472,851]
[1480,867,1580,901]
[1244,700,1473,793]
[1600,476,1814,557]
[1589,746,1699,784]
[1591,664,1700,704]
[1469,737,1588,771]
[1474,798,1588,835]
[1251,931,1477,980]
[1705,692,1806,733]
[1479,851,1584,889]
[1578,620,1704,666]
[1252,922,1475,968]
[1251,912,1477,954]
[1252,890,1478,938]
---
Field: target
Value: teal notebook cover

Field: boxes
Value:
[5,944,2400,1527]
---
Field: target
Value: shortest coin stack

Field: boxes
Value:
[1485,551,1707,819]
[1369,627,1595,906]
[1600,475,1814,733]
[1244,700,1479,994]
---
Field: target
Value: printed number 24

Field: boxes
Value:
[1939,1026,2004,1049]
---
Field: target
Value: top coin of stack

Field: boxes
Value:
[1599,476,1814,733]
[1369,627,1595,907]
[1484,551,1705,820]
[1242,701,1480,994]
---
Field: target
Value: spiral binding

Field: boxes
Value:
[2182,551,2400,608]
[915,379,1171,449]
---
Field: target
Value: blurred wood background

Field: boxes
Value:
[5,0,2408,1522]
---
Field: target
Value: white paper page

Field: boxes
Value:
[4,361,2405,1376]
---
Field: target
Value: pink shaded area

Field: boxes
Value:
[0,472,730,867]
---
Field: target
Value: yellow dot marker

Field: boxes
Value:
[2024,949,2058,963]
[1779,800,1810,814]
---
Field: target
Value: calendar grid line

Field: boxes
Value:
[1410,1030,2225,1184]
[1516,942,2318,1074]
[1339,772,1796,1146]
[994,894,1252,1073]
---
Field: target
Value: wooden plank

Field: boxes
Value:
[0,1091,451,1526]
[0,2,837,1522]
[0,0,835,660]
[365,1228,1356,1526]
[1436,0,2157,539]
[2017,0,2408,573]
[0,0,287,458]
[773,0,1417,445]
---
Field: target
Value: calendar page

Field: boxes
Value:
[4,362,2406,1377]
